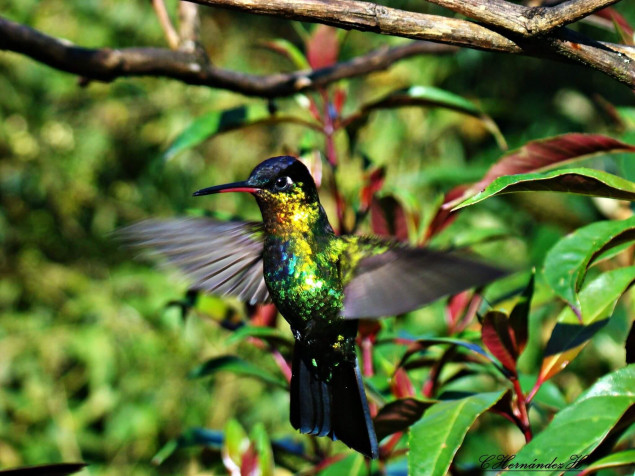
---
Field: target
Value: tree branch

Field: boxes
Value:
[0,15,456,98]
[190,0,635,88]
[423,0,622,37]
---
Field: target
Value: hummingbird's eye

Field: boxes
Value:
[273,176,293,191]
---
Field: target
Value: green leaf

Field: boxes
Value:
[188,355,287,388]
[227,325,293,349]
[539,266,635,383]
[250,423,274,476]
[258,39,310,69]
[512,366,635,476]
[164,104,272,160]
[577,449,635,475]
[451,168,635,211]
[409,391,506,476]
[345,86,506,150]
[223,419,248,473]
[543,216,635,311]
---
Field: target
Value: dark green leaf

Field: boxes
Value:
[227,325,293,349]
[409,391,506,476]
[543,216,635,311]
[344,86,506,150]
[514,366,635,476]
[451,168,635,211]
[188,355,287,388]
[627,320,635,364]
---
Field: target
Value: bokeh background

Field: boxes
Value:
[1,1,634,474]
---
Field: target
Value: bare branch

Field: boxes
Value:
[0,16,456,98]
[533,0,623,34]
[152,0,180,50]
[423,0,621,36]
[189,0,634,88]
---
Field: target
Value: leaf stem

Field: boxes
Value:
[511,375,532,442]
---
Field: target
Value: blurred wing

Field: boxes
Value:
[119,218,270,305]
[342,246,507,319]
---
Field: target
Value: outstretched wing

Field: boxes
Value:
[341,239,507,319]
[119,218,270,305]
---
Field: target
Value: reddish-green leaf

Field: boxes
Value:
[306,25,339,69]
[370,195,409,242]
[451,168,635,211]
[508,273,534,354]
[481,311,517,373]
[448,134,635,208]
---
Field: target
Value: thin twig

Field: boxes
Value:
[152,0,180,49]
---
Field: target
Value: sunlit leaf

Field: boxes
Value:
[409,391,506,476]
[188,355,287,388]
[543,216,635,311]
[250,424,274,476]
[223,419,248,475]
[539,267,635,383]
[374,398,435,441]
[514,366,635,476]
[451,168,635,211]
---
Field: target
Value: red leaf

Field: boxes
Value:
[249,303,278,327]
[592,7,634,43]
[391,367,415,398]
[445,290,472,329]
[424,185,467,242]
[306,25,339,69]
[240,443,259,476]
[370,195,409,242]
[481,311,518,373]
[360,166,386,211]
[374,398,434,441]
[333,87,347,115]
[447,134,635,209]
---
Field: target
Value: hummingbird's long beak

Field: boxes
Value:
[193,181,260,197]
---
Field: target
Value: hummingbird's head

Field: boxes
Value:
[194,156,328,234]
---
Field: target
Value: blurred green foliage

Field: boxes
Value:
[0,1,634,475]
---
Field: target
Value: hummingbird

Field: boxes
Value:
[122,156,506,459]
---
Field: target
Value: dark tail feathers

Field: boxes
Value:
[290,343,378,459]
